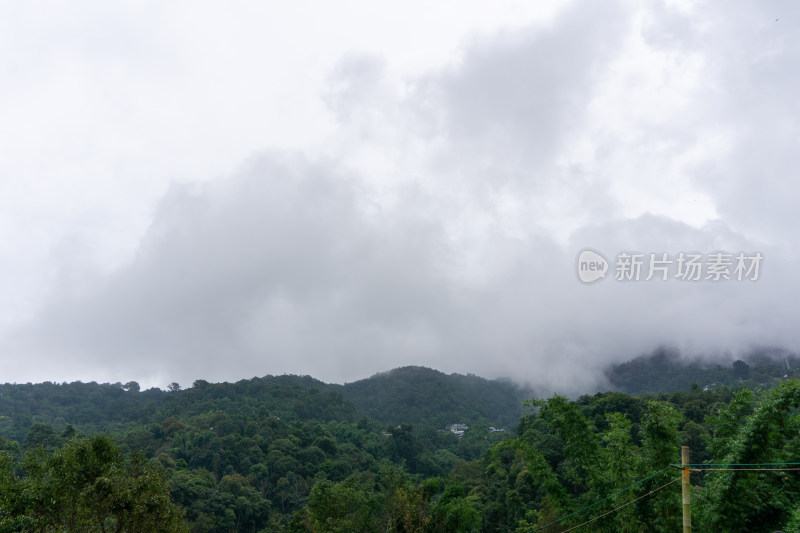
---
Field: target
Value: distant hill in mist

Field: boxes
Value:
[604,347,800,396]
[3,351,799,444]
[342,366,531,428]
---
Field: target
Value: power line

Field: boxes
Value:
[531,466,673,532]
[532,460,800,532]
[557,477,682,533]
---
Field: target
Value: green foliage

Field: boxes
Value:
[0,435,186,532]
[6,366,800,531]
[304,477,381,532]
[0,381,166,442]
[785,506,800,533]
[606,347,800,396]
[343,366,530,428]
[295,469,481,533]
[697,379,800,532]
[0,368,523,445]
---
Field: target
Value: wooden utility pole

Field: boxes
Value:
[682,446,691,532]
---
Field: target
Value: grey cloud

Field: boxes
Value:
[5,156,796,394]
[4,0,800,396]
[649,0,800,242]
[324,54,387,125]
[4,153,461,387]
[426,0,630,173]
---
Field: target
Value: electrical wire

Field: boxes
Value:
[531,466,673,532]
[533,461,800,532]
[556,477,682,533]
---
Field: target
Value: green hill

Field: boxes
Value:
[342,366,531,428]
[4,360,800,531]
[0,366,530,443]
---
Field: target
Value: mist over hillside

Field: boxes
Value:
[603,346,800,396]
[4,353,800,531]
[342,366,531,428]
[3,346,797,442]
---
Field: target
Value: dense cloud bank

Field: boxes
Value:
[2,0,799,393]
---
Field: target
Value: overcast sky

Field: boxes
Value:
[1,0,798,394]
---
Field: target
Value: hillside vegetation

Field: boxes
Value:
[2,359,800,531]
[606,347,800,395]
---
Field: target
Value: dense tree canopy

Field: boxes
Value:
[0,435,185,532]
[2,362,800,531]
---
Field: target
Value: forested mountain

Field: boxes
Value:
[1,367,518,531]
[4,360,800,531]
[342,366,530,429]
[0,380,167,443]
[0,367,525,445]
